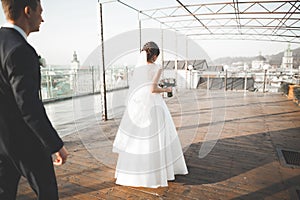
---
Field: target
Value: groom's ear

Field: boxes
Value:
[24,6,31,18]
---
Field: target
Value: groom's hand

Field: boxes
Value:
[53,146,68,166]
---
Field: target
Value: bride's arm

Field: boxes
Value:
[150,69,172,93]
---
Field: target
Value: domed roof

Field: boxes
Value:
[255,55,266,61]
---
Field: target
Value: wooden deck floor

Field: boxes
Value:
[17,90,300,200]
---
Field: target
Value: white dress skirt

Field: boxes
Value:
[113,64,188,188]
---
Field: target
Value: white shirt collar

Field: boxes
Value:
[2,23,27,40]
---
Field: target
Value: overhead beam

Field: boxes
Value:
[175,0,212,34]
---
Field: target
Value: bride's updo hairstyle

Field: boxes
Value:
[142,41,160,63]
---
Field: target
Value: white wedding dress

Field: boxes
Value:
[113,53,188,188]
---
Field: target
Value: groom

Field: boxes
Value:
[0,0,68,199]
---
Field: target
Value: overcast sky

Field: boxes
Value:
[0,0,299,65]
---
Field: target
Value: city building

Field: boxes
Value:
[251,52,268,70]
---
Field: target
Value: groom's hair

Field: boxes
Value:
[142,41,160,62]
[1,0,40,21]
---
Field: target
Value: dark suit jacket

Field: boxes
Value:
[0,27,63,160]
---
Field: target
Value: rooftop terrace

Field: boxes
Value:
[17,89,300,200]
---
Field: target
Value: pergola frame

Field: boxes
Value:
[98,0,300,120]
[101,0,300,43]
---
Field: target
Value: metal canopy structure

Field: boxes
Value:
[97,0,300,121]
[102,0,300,44]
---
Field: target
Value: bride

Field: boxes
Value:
[113,41,188,188]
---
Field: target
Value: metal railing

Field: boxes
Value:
[191,69,300,93]
[40,67,131,102]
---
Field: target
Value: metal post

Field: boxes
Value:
[91,66,94,93]
[50,69,53,98]
[47,70,50,98]
[99,2,108,121]
[139,13,142,52]
[186,36,188,62]
[244,70,247,93]
[185,36,188,89]
[161,28,165,80]
[263,69,267,93]
[111,69,113,89]
[190,70,192,89]
[207,75,210,91]
[224,69,227,91]
[175,32,178,86]
[73,71,76,95]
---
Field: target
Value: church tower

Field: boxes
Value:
[71,51,80,71]
[70,51,80,90]
[281,44,293,69]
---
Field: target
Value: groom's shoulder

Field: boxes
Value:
[0,28,33,56]
[0,27,27,46]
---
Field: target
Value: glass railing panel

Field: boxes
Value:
[40,66,132,102]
